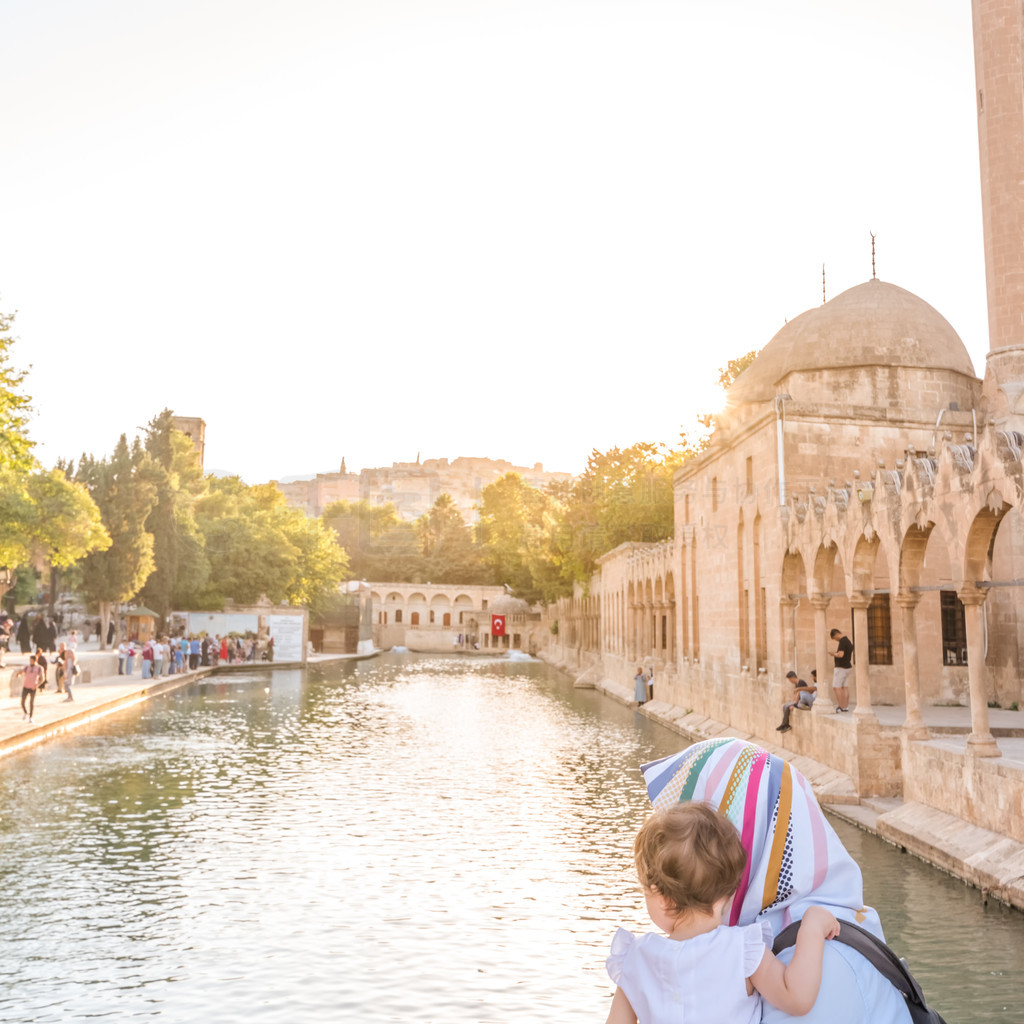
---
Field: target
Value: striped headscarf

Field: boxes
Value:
[641,737,883,939]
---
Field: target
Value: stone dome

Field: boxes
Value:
[727,278,978,407]
[489,594,532,615]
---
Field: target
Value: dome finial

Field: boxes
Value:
[822,263,827,305]
[870,231,877,279]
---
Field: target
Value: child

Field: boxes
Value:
[605,803,840,1024]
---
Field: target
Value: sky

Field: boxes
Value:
[1,0,988,484]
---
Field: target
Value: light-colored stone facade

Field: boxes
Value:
[275,456,572,522]
[543,3,1024,884]
[369,583,544,654]
[275,471,360,517]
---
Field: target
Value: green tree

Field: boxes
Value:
[716,349,760,390]
[553,442,675,586]
[138,409,210,624]
[191,477,348,610]
[416,494,488,585]
[322,499,402,578]
[0,307,109,605]
[0,306,35,476]
[476,473,564,603]
[76,436,160,643]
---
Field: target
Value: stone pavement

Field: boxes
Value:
[584,672,1024,911]
[0,642,360,761]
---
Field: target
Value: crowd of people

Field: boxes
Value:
[0,608,275,723]
[116,634,271,677]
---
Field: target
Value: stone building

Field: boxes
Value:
[545,0,1024,873]
[370,582,544,654]
[276,456,572,523]
[171,416,206,471]
[358,456,571,523]
[275,469,360,517]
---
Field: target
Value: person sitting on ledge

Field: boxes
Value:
[776,670,816,732]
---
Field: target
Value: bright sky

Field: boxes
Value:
[1,0,987,483]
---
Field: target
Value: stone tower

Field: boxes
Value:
[171,416,206,471]
[974,0,1024,423]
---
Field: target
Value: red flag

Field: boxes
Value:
[491,614,506,637]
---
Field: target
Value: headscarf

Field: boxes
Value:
[641,737,883,940]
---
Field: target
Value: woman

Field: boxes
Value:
[633,667,648,705]
[640,738,912,1023]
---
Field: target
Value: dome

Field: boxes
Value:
[727,279,977,407]
[489,594,532,614]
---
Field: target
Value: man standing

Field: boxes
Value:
[59,642,77,702]
[829,627,853,712]
[776,670,817,732]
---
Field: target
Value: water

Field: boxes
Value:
[0,654,1021,1022]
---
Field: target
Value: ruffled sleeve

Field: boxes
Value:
[605,927,636,985]
[741,920,774,977]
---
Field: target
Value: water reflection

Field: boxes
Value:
[0,654,1019,1022]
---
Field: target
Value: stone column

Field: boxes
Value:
[896,593,929,740]
[811,596,835,714]
[960,587,1002,757]
[666,599,676,663]
[849,596,875,719]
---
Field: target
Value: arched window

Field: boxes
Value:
[395,609,402,624]
[411,612,420,626]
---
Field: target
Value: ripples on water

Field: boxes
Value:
[0,654,1021,1022]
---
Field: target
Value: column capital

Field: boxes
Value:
[894,592,921,610]
[809,595,831,611]
[848,594,873,610]
[957,585,988,607]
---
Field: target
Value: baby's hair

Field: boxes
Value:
[634,802,747,917]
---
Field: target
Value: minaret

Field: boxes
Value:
[974,0,1024,422]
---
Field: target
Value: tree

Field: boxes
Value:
[190,477,348,610]
[416,494,488,585]
[323,499,401,575]
[476,473,564,603]
[76,436,160,643]
[716,349,760,390]
[0,305,35,477]
[138,410,210,625]
[0,306,109,605]
[553,442,676,587]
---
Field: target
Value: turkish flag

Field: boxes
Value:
[491,614,506,637]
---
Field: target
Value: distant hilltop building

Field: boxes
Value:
[172,416,206,471]
[274,456,572,520]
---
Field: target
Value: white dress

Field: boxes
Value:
[606,922,772,1024]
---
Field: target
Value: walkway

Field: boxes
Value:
[0,643,366,760]
[579,669,1024,912]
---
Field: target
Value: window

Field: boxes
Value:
[866,593,892,665]
[711,477,719,512]
[411,612,420,626]
[940,592,968,665]
[746,456,753,498]
[429,610,435,624]
[395,609,402,624]
[443,613,451,627]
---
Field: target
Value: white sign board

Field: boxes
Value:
[268,614,305,662]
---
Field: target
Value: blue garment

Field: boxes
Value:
[763,939,912,1023]
[633,673,648,702]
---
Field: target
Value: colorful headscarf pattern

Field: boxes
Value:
[642,738,882,938]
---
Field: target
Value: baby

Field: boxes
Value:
[605,802,839,1023]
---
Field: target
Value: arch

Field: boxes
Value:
[780,549,814,676]
[984,505,1024,705]
[963,493,1011,582]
